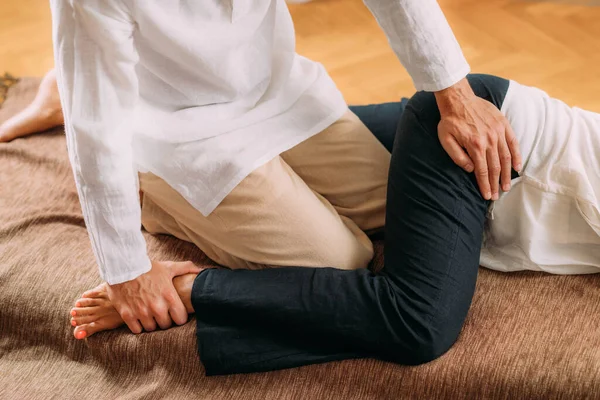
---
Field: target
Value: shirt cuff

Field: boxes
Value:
[102,257,152,285]
[413,63,471,92]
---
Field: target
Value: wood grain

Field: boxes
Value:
[1,0,598,110]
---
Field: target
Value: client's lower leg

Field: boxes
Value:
[69,273,197,339]
[0,68,64,142]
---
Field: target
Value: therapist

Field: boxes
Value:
[2,0,521,338]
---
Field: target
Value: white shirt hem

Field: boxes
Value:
[196,104,349,216]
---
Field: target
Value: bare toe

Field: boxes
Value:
[71,306,101,317]
[74,298,102,308]
[82,284,108,299]
[71,282,123,339]
[73,312,111,326]
[73,313,125,340]
[74,325,88,339]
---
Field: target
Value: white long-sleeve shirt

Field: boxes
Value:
[49,0,470,284]
[482,81,600,274]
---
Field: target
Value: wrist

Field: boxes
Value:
[434,78,474,116]
[105,268,147,286]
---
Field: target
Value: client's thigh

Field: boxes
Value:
[380,74,513,349]
[139,156,374,271]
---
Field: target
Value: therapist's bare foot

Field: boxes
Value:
[0,69,63,142]
[70,273,197,340]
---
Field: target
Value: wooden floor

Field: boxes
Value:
[1,0,599,111]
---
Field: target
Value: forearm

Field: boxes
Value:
[69,144,150,284]
[51,0,149,284]
[363,0,469,91]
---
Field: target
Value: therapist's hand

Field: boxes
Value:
[106,260,202,334]
[435,78,522,200]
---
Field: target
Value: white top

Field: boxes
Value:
[482,81,600,274]
[49,0,470,284]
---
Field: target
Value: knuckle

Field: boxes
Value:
[120,310,133,321]
[487,131,498,144]
[162,290,178,303]
[130,325,142,334]
[470,136,484,150]
[455,156,467,164]
[509,136,520,149]
[152,303,168,316]
[173,314,188,325]
[476,169,489,178]
[145,324,157,332]
[501,154,512,163]
[160,320,173,329]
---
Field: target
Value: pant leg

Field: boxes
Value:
[140,156,374,271]
[280,110,390,233]
[349,99,409,153]
[192,74,511,376]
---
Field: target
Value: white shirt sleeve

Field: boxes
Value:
[50,0,151,284]
[363,0,470,92]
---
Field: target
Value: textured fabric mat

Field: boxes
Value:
[1,78,599,400]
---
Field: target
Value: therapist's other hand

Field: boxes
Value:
[106,260,202,334]
[435,78,522,200]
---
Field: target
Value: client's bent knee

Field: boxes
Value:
[400,331,458,365]
[385,315,463,365]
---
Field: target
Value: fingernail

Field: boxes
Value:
[75,302,81,307]
[516,163,522,172]
[71,319,77,327]
[503,184,511,192]
[76,330,86,339]
[465,164,474,171]
[492,193,499,200]
[485,192,492,200]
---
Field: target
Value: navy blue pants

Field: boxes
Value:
[191,74,511,376]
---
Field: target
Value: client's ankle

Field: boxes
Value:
[173,273,197,314]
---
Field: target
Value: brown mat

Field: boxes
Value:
[1,78,599,400]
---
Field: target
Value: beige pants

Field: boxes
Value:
[139,111,390,270]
